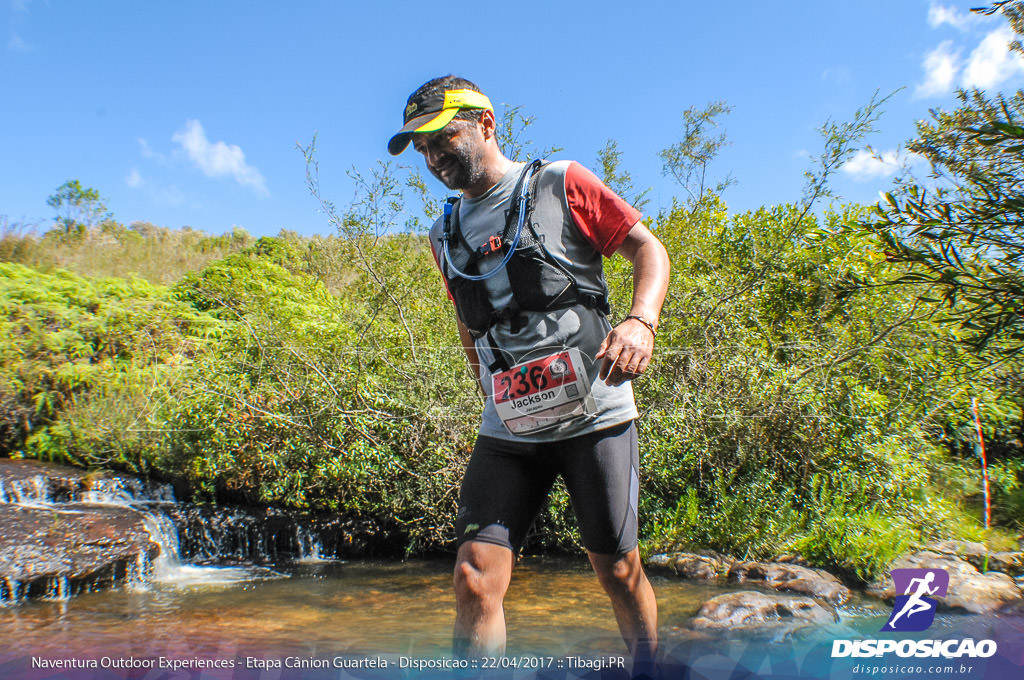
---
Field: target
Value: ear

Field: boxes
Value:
[478,108,497,140]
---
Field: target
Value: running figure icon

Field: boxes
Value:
[882,568,949,632]
[888,572,938,626]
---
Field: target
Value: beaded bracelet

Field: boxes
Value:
[624,314,658,338]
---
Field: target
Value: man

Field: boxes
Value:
[388,75,670,665]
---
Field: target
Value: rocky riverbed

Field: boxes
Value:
[4,457,1024,638]
[647,543,1024,636]
[0,458,381,603]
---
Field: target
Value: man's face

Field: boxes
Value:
[412,116,487,191]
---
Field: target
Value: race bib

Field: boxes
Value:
[491,348,595,435]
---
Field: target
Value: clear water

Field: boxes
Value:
[0,558,722,659]
[4,465,1019,678]
[0,555,910,661]
[3,557,1020,680]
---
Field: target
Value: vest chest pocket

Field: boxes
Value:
[447,272,494,336]
[505,243,577,311]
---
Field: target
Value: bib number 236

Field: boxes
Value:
[491,348,594,435]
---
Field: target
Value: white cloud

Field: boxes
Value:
[927,2,986,31]
[126,168,143,188]
[962,26,1024,89]
[171,119,268,196]
[137,137,166,162]
[7,33,30,52]
[841,148,907,181]
[916,41,961,97]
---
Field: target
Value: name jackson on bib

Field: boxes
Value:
[492,348,595,435]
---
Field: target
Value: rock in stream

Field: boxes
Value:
[728,560,852,605]
[688,590,836,632]
[1,459,160,600]
[867,550,1023,615]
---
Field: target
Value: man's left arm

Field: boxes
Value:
[596,222,670,386]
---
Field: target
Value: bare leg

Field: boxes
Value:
[453,540,514,658]
[589,548,658,673]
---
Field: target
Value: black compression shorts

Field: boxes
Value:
[455,420,639,555]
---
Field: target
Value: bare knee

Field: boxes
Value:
[453,543,512,608]
[590,550,644,593]
[454,559,494,602]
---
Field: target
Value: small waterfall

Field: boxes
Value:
[0,470,175,506]
[138,509,184,580]
[80,475,176,505]
[0,474,51,506]
[137,506,284,587]
[296,524,333,563]
[0,463,353,605]
[42,576,70,601]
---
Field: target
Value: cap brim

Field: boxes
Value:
[387,108,460,155]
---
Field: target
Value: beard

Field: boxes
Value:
[430,139,487,191]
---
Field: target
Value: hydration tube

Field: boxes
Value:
[441,161,537,281]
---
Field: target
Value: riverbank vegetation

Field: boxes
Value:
[3,9,1023,583]
[2,192,1019,581]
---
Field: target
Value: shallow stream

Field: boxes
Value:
[3,556,1009,680]
[1,557,736,659]
[2,462,1019,679]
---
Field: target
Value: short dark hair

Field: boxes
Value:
[408,75,489,124]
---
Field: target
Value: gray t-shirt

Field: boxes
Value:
[429,161,640,442]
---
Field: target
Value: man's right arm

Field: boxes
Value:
[456,318,483,390]
[430,232,485,392]
[428,234,481,386]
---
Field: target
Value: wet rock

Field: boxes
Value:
[0,458,170,505]
[689,591,835,631]
[0,502,159,599]
[0,458,92,504]
[772,553,812,567]
[868,551,1023,614]
[2,458,398,567]
[1,459,167,601]
[728,560,851,604]
[927,540,1024,575]
[646,552,732,580]
[991,551,1024,577]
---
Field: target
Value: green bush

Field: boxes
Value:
[1,194,1018,574]
[0,262,219,471]
[629,198,1013,580]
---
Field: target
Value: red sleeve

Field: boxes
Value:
[429,239,455,303]
[564,161,642,257]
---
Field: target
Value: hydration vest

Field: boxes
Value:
[440,160,611,339]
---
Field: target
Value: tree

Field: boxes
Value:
[495,104,562,163]
[976,1,1024,54]
[47,180,112,234]
[861,78,1024,353]
[595,138,650,211]
[659,101,735,204]
[857,0,1024,356]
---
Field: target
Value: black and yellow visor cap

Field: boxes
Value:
[387,88,493,156]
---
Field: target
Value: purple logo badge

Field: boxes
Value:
[881,568,949,632]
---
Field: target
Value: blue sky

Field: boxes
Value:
[3,1,1024,237]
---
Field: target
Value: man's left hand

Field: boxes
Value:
[596,318,655,386]
[598,220,669,387]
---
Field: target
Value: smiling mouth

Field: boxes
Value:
[434,159,458,177]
